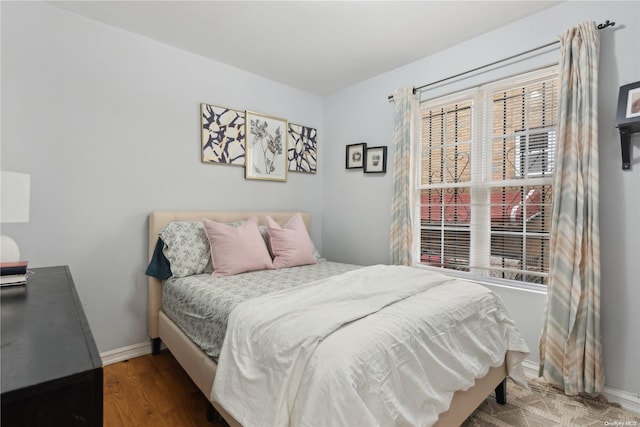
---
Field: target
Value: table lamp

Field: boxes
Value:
[1,171,31,263]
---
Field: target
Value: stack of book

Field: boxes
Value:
[1,261,29,286]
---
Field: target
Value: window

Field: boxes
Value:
[416,67,558,288]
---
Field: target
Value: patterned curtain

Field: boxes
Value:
[390,87,419,265]
[538,21,604,395]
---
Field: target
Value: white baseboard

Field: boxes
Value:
[601,386,640,415]
[521,359,640,415]
[100,341,151,366]
[522,359,540,378]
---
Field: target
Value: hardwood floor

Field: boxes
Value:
[103,351,227,427]
[104,351,640,427]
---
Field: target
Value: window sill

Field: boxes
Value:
[412,263,548,295]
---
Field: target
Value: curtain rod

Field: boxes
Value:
[387,20,616,101]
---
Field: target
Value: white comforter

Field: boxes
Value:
[212,265,529,427]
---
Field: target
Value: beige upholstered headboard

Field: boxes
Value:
[147,211,311,339]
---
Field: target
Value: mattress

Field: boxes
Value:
[162,260,361,359]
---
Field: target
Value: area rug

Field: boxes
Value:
[463,378,640,426]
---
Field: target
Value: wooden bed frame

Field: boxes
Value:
[147,211,507,426]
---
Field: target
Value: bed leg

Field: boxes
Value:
[151,337,161,355]
[495,379,507,405]
[206,402,227,424]
[206,403,215,422]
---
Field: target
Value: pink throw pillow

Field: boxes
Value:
[266,213,317,269]
[202,217,273,277]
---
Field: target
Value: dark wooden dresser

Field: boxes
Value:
[1,266,103,426]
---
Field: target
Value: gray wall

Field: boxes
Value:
[2,0,639,400]
[1,1,325,352]
[321,1,640,397]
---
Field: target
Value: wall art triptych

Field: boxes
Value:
[201,103,317,181]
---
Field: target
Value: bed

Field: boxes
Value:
[147,211,529,426]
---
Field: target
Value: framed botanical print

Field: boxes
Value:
[245,111,288,181]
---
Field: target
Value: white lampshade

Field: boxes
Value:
[1,171,31,223]
[1,171,31,263]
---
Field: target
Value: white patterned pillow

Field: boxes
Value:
[160,222,213,278]
[311,243,324,261]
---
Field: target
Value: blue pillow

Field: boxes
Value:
[145,237,172,280]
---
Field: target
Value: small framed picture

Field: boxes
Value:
[346,143,366,169]
[364,146,387,174]
[245,111,288,182]
[617,81,640,124]
[625,86,640,119]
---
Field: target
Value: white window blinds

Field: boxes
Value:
[416,67,558,287]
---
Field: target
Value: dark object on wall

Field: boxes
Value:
[616,81,640,170]
[346,143,367,169]
[1,266,103,426]
[364,146,388,174]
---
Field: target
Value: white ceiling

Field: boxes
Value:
[50,1,560,96]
